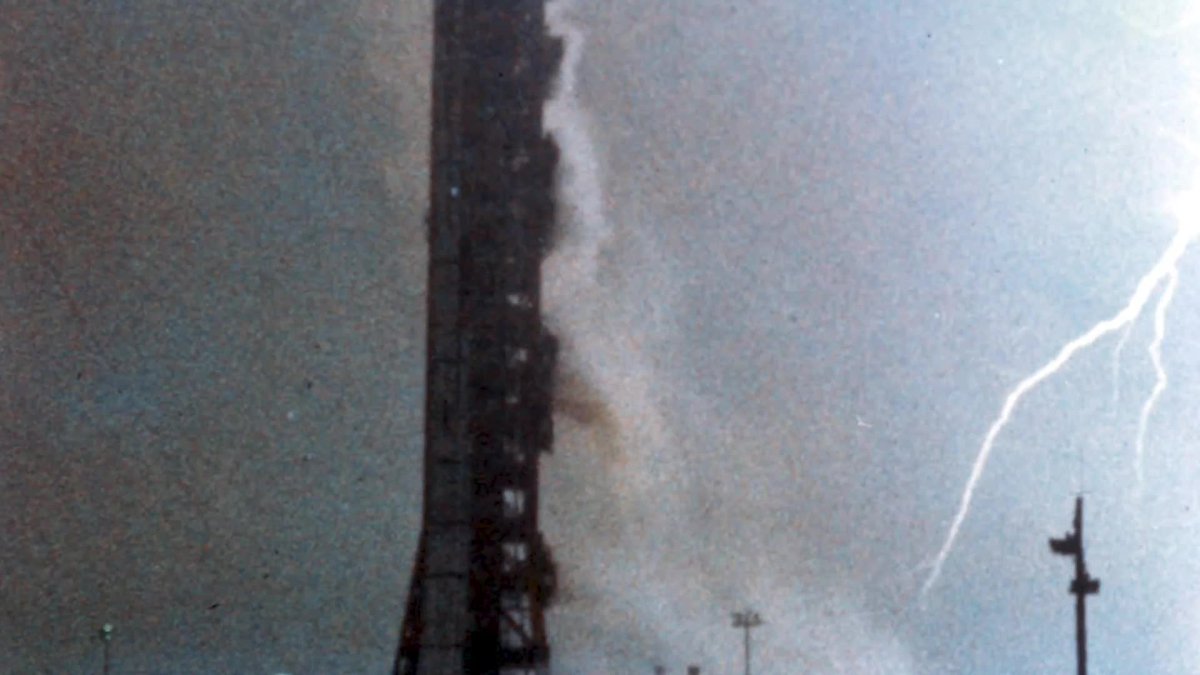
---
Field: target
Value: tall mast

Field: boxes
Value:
[396,3,563,673]
[1048,496,1101,675]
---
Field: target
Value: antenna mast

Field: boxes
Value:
[1048,496,1101,675]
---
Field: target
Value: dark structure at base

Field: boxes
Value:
[393,2,563,674]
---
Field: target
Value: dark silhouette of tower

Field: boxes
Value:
[1049,496,1100,675]
[394,2,562,674]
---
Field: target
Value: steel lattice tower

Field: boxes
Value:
[394,2,562,674]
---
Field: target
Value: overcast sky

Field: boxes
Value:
[4,1,1200,673]
[545,1,1200,672]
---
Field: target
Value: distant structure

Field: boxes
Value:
[394,2,563,674]
[731,610,764,675]
[1048,496,1100,675]
[99,623,113,675]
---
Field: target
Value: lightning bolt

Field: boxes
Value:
[1135,267,1180,488]
[1111,322,1132,404]
[920,218,1197,598]
[917,2,1200,599]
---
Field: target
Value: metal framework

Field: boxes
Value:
[395,2,562,674]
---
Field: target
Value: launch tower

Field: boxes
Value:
[394,2,562,674]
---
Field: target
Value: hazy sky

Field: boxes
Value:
[543,1,1200,672]
[5,1,1200,673]
[2,2,429,671]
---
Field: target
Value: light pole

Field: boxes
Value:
[1049,496,1099,675]
[98,623,113,675]
[731,610,763,675]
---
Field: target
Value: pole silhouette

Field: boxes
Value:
[98,624,113,675]
[731,610,763,675]
[1049,496,1100,675]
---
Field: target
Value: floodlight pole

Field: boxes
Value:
[731,609,763,675]
[99,623,113,675]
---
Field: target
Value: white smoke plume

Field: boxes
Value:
[544,0,610,287]
[539,3,731,670]
[542,0,672,496]
[538,6,922,673]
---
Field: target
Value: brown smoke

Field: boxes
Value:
[551,361,627,471]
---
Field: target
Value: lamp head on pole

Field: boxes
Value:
[731,610,763,628]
